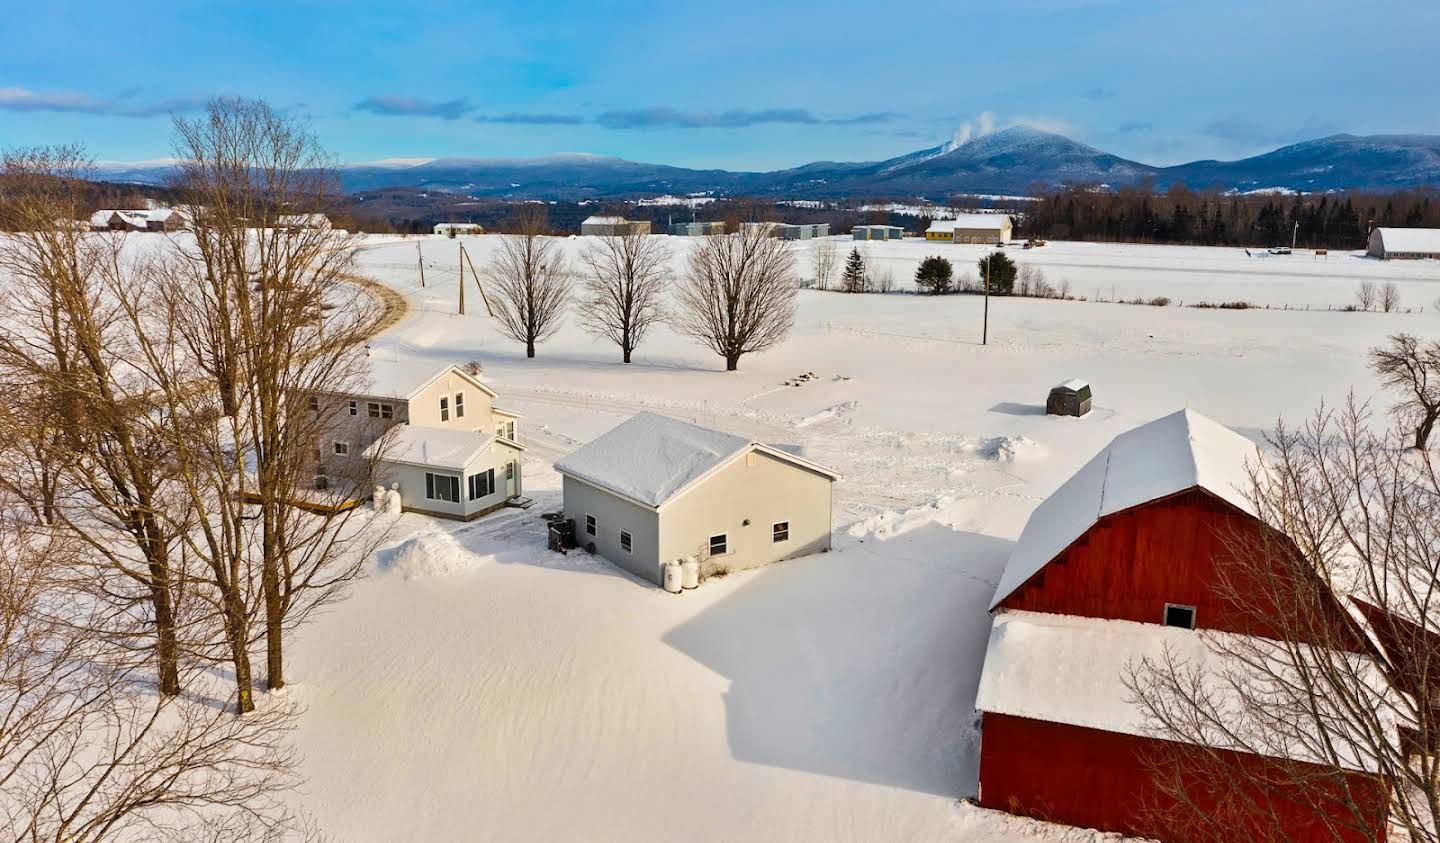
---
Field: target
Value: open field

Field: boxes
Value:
[265,233,1440,841]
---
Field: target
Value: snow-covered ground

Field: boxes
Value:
[285,233,1436,841]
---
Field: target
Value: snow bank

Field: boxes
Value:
[378,532,482,579]
[950,434,1043,462]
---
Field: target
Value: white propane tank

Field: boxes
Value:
[372,485,386,509]
[385,482,403,515]
[681,557,700,589]
[662,561,683,594]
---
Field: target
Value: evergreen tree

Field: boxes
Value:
[841,247,867,293]
[915,255,954,295]
[977,251,1017,295]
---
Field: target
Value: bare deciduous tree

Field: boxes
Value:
[577,232,669,363]
[1355,280,1378,312]
[166,97,385,704]
[1369,332,1440,449]
[486,206,571,358]
[673,226,797,371]
[811,238,839,291]
[1380,281,1401,313]
[1127,401,1439,843]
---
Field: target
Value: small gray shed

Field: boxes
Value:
[1047,379,1092,417]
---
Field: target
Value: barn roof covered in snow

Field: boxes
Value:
[975,610,1391,772]
[926,214,1011,232]
[366,426,509,470]
[989,409,1260,610]
[554,412,838,509]
[1373,227,1440,254]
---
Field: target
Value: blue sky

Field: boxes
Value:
[3,0,1436,169]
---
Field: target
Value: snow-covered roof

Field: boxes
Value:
[367,425,497,470]
[553,412,838,509]
[990,409,1260,610]
[361,362,498,402]
[277,213,330,227]
[975,610,1390,772]
[582,215,629,225]
[1374,227,1440,254]
[1053,378,1089,391]
[926,214,1011,233]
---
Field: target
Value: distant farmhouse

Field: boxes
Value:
[89,209,187,232]
[1367,227,1440,260]
[554,413,839,586]
[276,213,332,231]
[925,214,1012,244]
[975,409,1389,842]
[581,215,652,236]
[852,224,904,241]
[434,222,484,237]
[668,220,726,236]
[315,363,524,520]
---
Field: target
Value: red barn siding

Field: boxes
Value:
[979,713,1387,843]
[998,489,1364,648]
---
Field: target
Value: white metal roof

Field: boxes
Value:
[366,425,498,470]
[1373,227,1440,254]
[926,214,1011,233]
[553,411,838,509]
[582,215,629,225]
[975,610,1391,772]
[990,409,1260,610]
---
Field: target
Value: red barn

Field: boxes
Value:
[975,409,1390,842]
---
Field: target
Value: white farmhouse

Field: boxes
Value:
[313,363,524,519]
[554,412,839,585]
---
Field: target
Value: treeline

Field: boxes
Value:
[1018,184,1440,249]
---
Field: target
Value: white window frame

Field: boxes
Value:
[425,472,460,503]
[368,401,394,419]
[505,462,515,480]
[620,530,633,553]
[332,440,350,456]
[348,400,358,416]
[313,474,329,490]
[467,468,495,501]
[307,396,319,412]
[455,392,465,418]
[1163,603,1197,630]
[708,533,728,557]
[585,514,597,536]
[439,396,450,422]
[772,520,790,543]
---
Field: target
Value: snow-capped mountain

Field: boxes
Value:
[95,130,1440,199]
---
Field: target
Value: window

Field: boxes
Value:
[772,521,789,543]
[709,533,728,556]
[307,396,319,412]
[620,530,633,553]
[505,462,515,481]
[367,401,393,419]
[1163,603,1196,630]
[425,472,460,503]
[585,514,597,536]
[348,400,358,416]
[439,396,449,422]
[454,392,465,419]
[506,421,516,440]
[467,468,495,501]
[313,474,329,490]
[332,441,349,456]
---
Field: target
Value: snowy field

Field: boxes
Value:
[283,233,1437,841]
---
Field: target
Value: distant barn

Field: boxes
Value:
[581,216,651,236]
[925,214,1013,244]
[852,224,904,241]
[1367,227,1440,260]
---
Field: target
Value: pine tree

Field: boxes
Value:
[841,247,867,293]
[915,255,953,295]
[977,251,1017,295]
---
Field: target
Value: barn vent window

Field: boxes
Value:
[772,521,789,543]
[620,530,633,553]
[709,534,728,556]
[585,514,597,536]
[1163,603,1197,630]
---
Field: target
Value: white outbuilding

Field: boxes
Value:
[554,412,839,585]
[1367,227,1440,260]
[364,426,523,520]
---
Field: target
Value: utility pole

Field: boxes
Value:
[1291,220,1299,250]
[458,243,465,315]
[417,241,425,288]
[461,244,494,317]
[982,253,990,346]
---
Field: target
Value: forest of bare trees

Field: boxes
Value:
[1019,183,1440,249]
[0,98,386,838]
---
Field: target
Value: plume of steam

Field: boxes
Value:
[943,111,998,152]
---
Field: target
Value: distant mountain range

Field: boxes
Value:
[96,127,1440,200]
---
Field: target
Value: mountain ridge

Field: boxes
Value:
[95,127,1440,199]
